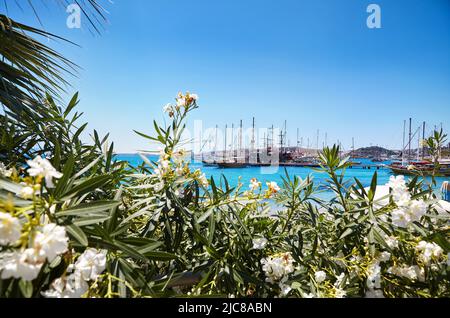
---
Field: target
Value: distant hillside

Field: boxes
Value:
[350,146,398,157]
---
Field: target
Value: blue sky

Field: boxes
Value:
[4,0,450,152]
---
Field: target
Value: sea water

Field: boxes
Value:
[116,154,448,200]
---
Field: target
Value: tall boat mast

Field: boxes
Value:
[251,117,255,152]
[239,119,243,160]
[417,130,420,161]
[402,120,406,165]
[422,121,426,159]
[214,124,218,159]
[231,123,235,161]
[316,129,320,150]
[408,118,412,163]
[224,124,227,162]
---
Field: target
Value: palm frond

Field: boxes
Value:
[0,14,77,113]
[1,0,110,34]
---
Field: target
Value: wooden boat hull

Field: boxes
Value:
[201,161,217,167]
[216,162,248,168]
[388,165,450,177]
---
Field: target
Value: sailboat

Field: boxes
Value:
[216,121,248,168]
[387,119,450,176]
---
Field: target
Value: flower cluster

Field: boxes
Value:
[387,176,428,227]
[26,156,62,188]
[249,178,261,191]
[163,92,198,117]
[0,223,69,281]
[387,265,425,282]
[43,248,107,298]
[0,212,22,245]
[0,157,71,282]
[265,181,280,198]
[261,252,295,283]
[314,270,326,283]
[415,241,444,265]
[261,252,295,296]
[252,237,268,250]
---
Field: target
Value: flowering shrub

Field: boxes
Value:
[0,92,449,298]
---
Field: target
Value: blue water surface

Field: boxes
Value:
[116,154,448,200]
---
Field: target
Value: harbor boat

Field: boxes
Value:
[386,118,450,176]
[387,160,450,176]
[247,162,272,167]
[201,160,218,167]
[216,161,248,168]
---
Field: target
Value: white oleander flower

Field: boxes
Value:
[416,241,443,265]
[388,265,424,282]
[0,162,12,177]
[383,234,399,249]
[266,181,280,193]
[378,251,391,262]
[176,95,187,108]
[26,156,62,188]
[163,103,174,116]
[0,212,22,246]
[19,186,35,199]
[34,224,69,262]
[189,93,199,101]
[42,272,88,298]
[387,175,411,207]
[261,252,294,284]
[391,199,428,228]
[387,175,407,192]
[314,270,327,283]
[252,237,268,250]
[75,248,107,281]
[0,248,45,281]
[408,200,427,222]
[391,208,410,228]
[393,191,411,207]
[249,178,261,191]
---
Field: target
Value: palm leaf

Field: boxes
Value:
[0,14,77,113]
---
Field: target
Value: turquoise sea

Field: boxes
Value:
[116,154,448,200]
